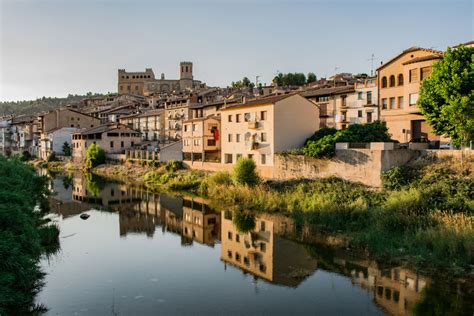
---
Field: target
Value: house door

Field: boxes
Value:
[367,112,372,123]
[411,120,423,139]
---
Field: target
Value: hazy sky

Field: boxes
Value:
[0,0,472,101]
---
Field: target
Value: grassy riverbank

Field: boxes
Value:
[139,156,473,271]
[0,157,60,315]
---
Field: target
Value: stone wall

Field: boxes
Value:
[274,148,419,188]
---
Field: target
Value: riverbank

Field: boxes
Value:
[141,156,473,273]
[33,155,473,273]
[0,157,60,315]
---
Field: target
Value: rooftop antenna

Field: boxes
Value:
[367,54,375,76]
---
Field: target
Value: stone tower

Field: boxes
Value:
[179,62,193,89]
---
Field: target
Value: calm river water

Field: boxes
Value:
[35,173,473,315]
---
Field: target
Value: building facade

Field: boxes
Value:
[219,94,319,175]
[71,123,142,162]
[377,47,443,142]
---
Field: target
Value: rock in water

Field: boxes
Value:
[80,213,90,220]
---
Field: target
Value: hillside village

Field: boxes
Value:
[1,44,472,178]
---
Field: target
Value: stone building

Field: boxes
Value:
[71,123,141,162]
[117,62,204,96]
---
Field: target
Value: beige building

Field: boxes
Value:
[38,108,101,135]
[351,77,379,124]
[119,109,165,143]
[303,85,355,129]
[219,94,319,175]
[182,198,220,246]
[220,211,318,286]
[377,47,443,142]
[182,115,221,162]
[118,62,204,96]
[71,123,141,162]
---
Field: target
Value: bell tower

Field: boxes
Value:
[179,61,193,89]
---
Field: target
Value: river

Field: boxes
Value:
[35,172,473,315]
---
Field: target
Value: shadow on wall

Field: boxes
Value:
[334,149,370,166]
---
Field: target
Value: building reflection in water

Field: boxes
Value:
[51,173,438,316]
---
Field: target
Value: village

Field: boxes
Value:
[0,43,472,184]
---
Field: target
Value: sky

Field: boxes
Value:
[0,0,472,101]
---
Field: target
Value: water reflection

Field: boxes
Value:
[43,173,472,316]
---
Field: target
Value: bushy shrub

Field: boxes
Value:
[232,210,256,233]
[46,151,57,162]
[233,157,259,186]
[382,166,418,190]
[303,122,393,158]
[62,142,71,156]
[20,150,32,161]
[200,171,232,195]
[85,144,105,169]
[166,160,182,172]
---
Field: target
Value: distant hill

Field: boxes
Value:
[0,93,108,116]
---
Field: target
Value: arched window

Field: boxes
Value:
[398,74,404,86]
[389,75,396,87]
[381,77,387,88]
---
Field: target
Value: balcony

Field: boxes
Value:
[248,121,258,129]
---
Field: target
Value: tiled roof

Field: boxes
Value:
[302,85,354,98]
[74,123,139,135]
[219,93,296,111]
[402,54,443,65]
[377,46,444,70]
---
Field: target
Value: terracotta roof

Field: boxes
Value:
[74,123,140,135]
[189,99,240,109]
[302,85,354,98]
[183,114,221,123]
[219,93,296,111]
[402,54,443,65]
[377,47,444,71]
[136,109,164,118]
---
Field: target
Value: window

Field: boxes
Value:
[261,154,266,165]
[341,95,347,106]
[381,76,387,88]
[184,124,188,132]
[260,111,267,120]
[236,134,240,143]
[228,134,232,142]
[227,251,232,258]
[110,141,114,148]
[420,67,431,81]
[120,141,124,148]
[228,115,232,122]
[131,141,134,147]
[358,110,363,118]
[244,257,250,266]
[192,124,196,132]
[409,93,419,106]
[207,139,216,146]
[389,75,396,87]
[236,234,240,242]
[398,74,404,86]
[259,264,266,272]
[409,69,418,83]
[235,253,241,262]
[248,154,253,160]
[227,231,232,240]
[236,154,242,160]
[244,113,250,122]
[390,97,396,109]
[236,114,241,122]
[260,243,266,252]
[261,132,267,142]
[224,154,233,164]
[366,91,372,104]
[382,98,388,110]
[260,221,265,231]
[367,112,373,123]
[398,96,404,109]
[357,92,363,100]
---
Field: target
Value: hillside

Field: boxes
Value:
[0,93,107,116]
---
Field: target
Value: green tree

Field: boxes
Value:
[232,157,259,186]
[62,142,71,156]
[307,72,317,83]
[85,143,105,169]
[272,72,307,86]
[418,45,474,147]
[231,77,255,89]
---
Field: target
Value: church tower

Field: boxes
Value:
[179,62,193,89]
